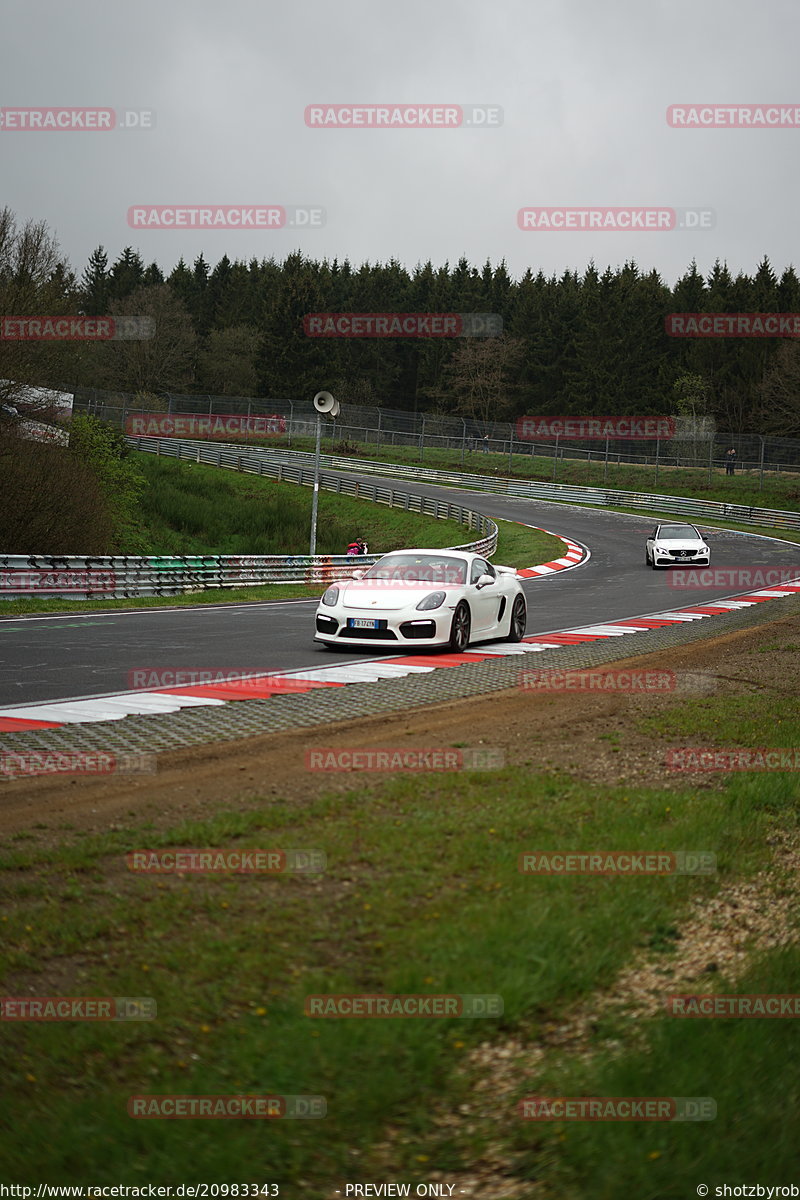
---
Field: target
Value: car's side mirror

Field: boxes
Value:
[475,573,495,589]
[351,569,365,579]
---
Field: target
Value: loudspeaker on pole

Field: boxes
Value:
[313,391,340,417]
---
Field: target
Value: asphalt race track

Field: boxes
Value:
[1,471,797,709]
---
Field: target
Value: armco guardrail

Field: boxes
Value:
[156,439,800,532]
[0,440,497,599]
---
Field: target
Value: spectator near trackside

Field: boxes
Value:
[726,447,737,475]
[346,539,361,556]
[482,435,490,453]
[357,537,368,555]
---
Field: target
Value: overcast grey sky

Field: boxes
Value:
[2,0,797,285]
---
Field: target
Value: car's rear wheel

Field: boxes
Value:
[448,602,471,652]
[508,593,527,642]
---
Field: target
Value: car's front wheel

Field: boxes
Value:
[448,602,471,652]
[508,593,527,642]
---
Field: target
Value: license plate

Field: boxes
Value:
[349,618,380,629]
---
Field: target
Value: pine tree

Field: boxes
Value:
[81,246,110,314]
[108,247,145,301]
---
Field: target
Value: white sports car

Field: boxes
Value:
[645,523,711,569]
[314,549,527,652]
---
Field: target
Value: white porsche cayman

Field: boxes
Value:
[314,549,527,652]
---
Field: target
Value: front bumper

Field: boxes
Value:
[653,552,710,566]
[314,610,452,648]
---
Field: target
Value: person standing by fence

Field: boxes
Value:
[726,448,737,475]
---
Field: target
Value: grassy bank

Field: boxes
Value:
[264,433,800,513]
[0,514,564,616]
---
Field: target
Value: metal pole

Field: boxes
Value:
[758,436,765,491]
[419,415,425,461]
[552,434,559,482]
[377,408,382,452]
[309,412,322,556]
[708,434,713,485]
[654,437,660,487]
[461,419,466,466]
[508,422,514,474]
[288,400,293,448]
[603,435,609,486]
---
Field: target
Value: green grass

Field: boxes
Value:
[504,944,800,1197]
[638,693,800,756]
[125,453,476,557]
[0,763,793,1184]
[263,433,800,513]
[0,513,563,616]
[2,617,799,1184]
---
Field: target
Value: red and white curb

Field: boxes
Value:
[515,526,587,578]
[2,578,799,733]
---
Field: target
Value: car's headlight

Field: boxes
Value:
[416,590,446,611]
[321,585,340,606]
[699,545,709,554]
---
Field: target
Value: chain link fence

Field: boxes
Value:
[72,386,800,490]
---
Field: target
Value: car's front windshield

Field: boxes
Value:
[363,554,468,585]
[659,525,699,539]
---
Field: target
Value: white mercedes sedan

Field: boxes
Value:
[645,523,711,569]
[314,549,527,652]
